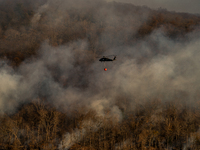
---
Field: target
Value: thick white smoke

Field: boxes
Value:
[1,28,200,115]
[0,66,21,113]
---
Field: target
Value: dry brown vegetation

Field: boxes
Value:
[1,0,200,149]
[1,100,200,149]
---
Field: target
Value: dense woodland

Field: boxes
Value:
[1,0,200,149]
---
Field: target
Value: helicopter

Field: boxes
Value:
[99,55,116,62]
[98,55,116,71]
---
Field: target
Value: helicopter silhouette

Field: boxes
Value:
[98,55,116,71]
[99,55,116,62]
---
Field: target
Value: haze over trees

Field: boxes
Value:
[1,0,200,149]
[1,0,200,66]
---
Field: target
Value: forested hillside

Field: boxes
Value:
[0,0,200,66]
[1,0,200,149]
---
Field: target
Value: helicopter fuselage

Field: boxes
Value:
[99,56,116,62]
[99,58,113,62]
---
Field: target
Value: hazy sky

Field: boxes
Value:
[107,0,200,14]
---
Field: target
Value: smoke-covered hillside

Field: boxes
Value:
[1,0,200,149]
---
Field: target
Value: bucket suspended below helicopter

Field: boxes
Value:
[97,55,116,71]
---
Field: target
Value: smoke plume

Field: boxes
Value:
[1,0,200,149]
[107,0,200,14]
